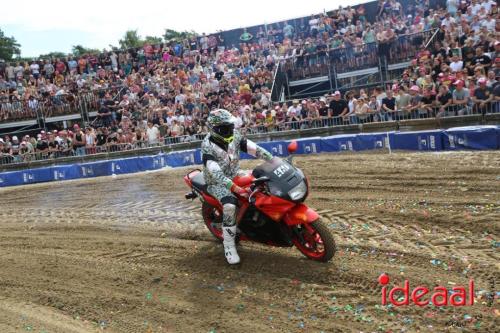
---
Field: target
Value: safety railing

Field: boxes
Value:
[280,30,437,82]
[1,100,498,166]
[330,41,379,74]
[164,133,206,145]
[386,30,437,65]
[0,86,122,124]
[0,100,38,122]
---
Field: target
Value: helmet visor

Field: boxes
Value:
[213,123,234,139]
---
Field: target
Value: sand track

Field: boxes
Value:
[0,151,498,332]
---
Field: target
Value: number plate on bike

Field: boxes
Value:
[273,164,291,178]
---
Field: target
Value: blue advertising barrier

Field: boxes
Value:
[51,164,80,181]
[389,130,443,151]
[78,161,112,178]
[258,140,289,157]
[321,134,358,152]
[0,126,498,188]
[166,149,197,168]
[295,137,322,155]
[442,126,499,150]
[152,154,168,170]
[0,170,24,187]
[355,132,390,151]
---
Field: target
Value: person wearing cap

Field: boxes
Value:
[10,136,21,163]
[317,97,330,126]
[329,91,348,125]
[407,85,423,119]
[287,100,302,129]
[472,77,493,114]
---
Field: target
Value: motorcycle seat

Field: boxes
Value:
[191,172,208,193]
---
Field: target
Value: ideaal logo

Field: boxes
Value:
[378,273,475,306]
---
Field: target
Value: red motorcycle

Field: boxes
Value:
[183,141,336,262]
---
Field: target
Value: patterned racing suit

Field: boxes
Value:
[201,130,272,227]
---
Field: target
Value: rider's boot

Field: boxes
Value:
[223,225,240,265]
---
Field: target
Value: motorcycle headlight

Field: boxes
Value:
[288,181,307,201]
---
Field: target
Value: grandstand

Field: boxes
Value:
[0,0,499,167]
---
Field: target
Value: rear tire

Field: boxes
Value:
[292,220,336,262]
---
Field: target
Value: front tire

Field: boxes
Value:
[292,220,336,262]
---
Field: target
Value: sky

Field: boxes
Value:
[2,0,361,58]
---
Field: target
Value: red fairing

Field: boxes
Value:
[202,193,223,211]
[184,175,192,187]
[254,193,295,221]
[233,174,255,188]
[184,170,201,187]
[283,204,319,226]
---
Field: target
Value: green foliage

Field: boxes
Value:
[163,29,197,43]
[0,28,21,61]
[118,30,144,49]
[144,36,163,45]
[72,45,100,57]
[38,51,67,60]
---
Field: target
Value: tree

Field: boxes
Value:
[38,51,67,59]
[119,30,144,49]
[72,45,100,57]
[0,29,21,60]
[163,29,197,43]
[144,36,162,45]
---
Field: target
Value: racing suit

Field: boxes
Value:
[201,130,272,262]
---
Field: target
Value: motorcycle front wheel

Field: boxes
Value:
[291,220,336,262]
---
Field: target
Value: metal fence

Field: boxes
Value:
[281,30,436,82]
[1,101,498,166]
[0,87,118,124]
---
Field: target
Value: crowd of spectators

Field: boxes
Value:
[0,0,499,164]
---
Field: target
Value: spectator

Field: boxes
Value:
[329,91,348,124]
[382,89,397,120]
[452,80,471,115]
[146,120,160,145]
[72,124,86,156]
[436,84,453,118]
[354,95,371,123]
[472,77,493,114]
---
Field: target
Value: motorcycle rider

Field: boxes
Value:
[202,109,273,264]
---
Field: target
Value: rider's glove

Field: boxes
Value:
[230,183,249,198]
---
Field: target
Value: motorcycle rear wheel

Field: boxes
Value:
[292,220,336,262]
